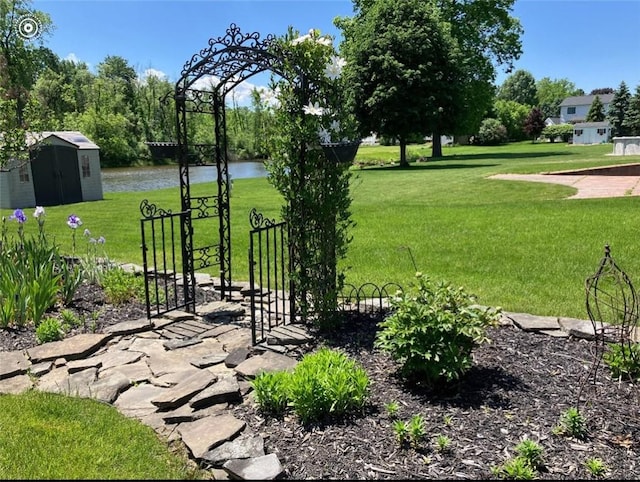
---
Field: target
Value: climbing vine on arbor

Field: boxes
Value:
[263,27,359,330]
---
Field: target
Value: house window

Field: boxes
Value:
[81,155,91,178]
[18,164,29,183]
[575,129,583,136]
[597,128,607,135]
[567,107,576,115]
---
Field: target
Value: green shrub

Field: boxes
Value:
[251,370,291,417]
[288,347,370,424]
[603,342,640,380]
[491,455,537,480]
[542,123,573,143]
[251,347,370,425]
[553,407,588,439]
[35,317,64,344]
[374,272,501,385]
[476,118,508,145]
[100,266,145,305]
[514,439,544,470]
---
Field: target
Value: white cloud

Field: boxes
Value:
[141,68,168,81]
[187,75,271,108]
[226,80,261,107]
[64,53,80,63]
[191,74,221,91]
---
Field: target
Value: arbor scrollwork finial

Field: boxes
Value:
[249,208,277,229]
[140,199,172,219]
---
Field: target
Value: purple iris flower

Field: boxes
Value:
[67,214,82,229]
[9,209,27,224]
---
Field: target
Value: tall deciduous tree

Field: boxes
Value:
[0,82,42,167]
[31,59,95,128]
[493,99,529,141]
[536,77,581,119]
[71,55,142,165]
[338,0,523,160]
[523,107,545,141]
[135,70,174,143]
[497,69,537,106]
[98,55,137,108]
[586,95,605,122]
[435,0,523,138]
[0,0,53,123]
[607,81,631,137]
[338,0,464,164]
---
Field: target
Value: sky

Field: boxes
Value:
[27,0,640,105]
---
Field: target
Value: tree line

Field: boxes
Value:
[0,1,270,167]
[2,0,639,169]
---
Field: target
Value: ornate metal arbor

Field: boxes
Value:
[141,23,303,315]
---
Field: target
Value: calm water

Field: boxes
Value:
[100,161,268,193]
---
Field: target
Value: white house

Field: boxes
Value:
[559,94,613,123]
[572,121,611,145]
[558,94,614,145]
[0,131,103,209]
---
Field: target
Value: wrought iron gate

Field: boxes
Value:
[139,199,196,318]
[248,208,294,345]
[138,24,303,322]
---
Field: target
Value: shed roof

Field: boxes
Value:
[560,94,614,107]
[27,131,99,149]
[573,121,610,128]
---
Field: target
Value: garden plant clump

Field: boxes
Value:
[0,207,147,349]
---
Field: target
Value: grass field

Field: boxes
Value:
[0,391,207,479]
[4,141,640,320]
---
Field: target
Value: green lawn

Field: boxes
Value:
[2,140,640,479]
[4,140,640,320]
[0,391,208,479]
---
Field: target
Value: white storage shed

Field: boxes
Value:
[572,122,611,145]
[0,131,103,209]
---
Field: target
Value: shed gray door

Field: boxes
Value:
[31,145,83,206]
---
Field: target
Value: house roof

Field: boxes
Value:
[26,131,99,149]
[560,94,614,107]
[573,121,610,128]
[545,117,563,125]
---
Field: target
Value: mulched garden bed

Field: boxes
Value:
[233,312,640,480]
[2,283,639,480]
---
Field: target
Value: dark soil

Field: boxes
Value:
[0,282,148,353]
[2,284,639,480]
[235,313,640,480]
